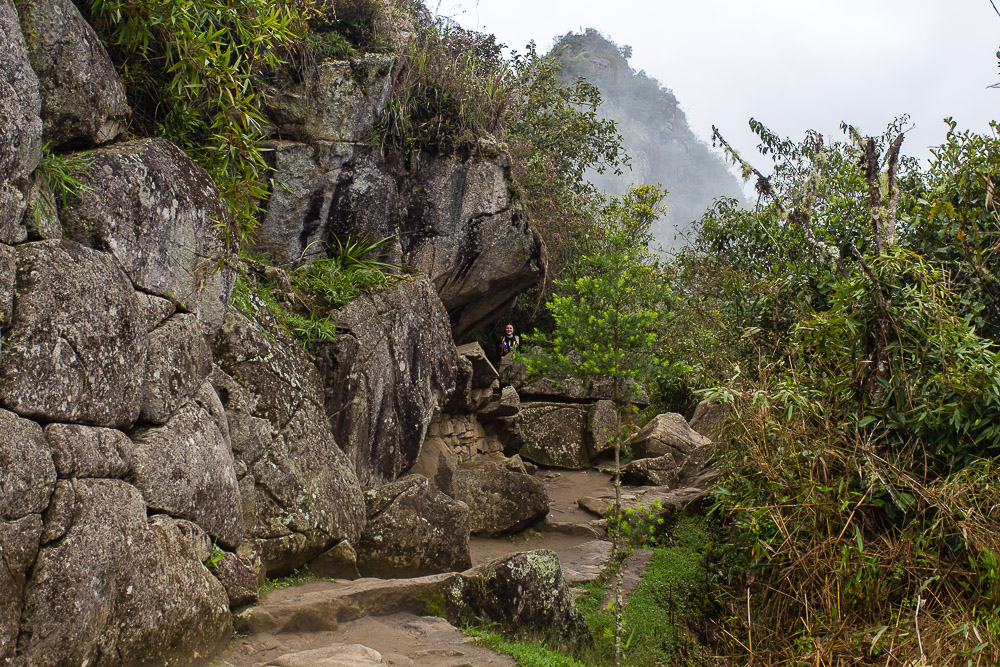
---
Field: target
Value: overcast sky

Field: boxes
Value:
[435,0,999,184]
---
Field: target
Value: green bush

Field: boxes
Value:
[686,119,1000,664]
[86,0,306,243]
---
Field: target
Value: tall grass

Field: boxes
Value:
[708,372,1000,665]
[380,15,516,152]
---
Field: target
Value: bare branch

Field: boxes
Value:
[885,133,905,244]
[863,139,885,255]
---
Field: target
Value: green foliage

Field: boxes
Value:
[34,144,94,208]
[86,0,305,243]
[524,185,673,398]
[465,628,588,667]
[904,120,1000,339]
[205,545,225,570]
[680,118,1000,663]
[607,500,667,549]
[259,568,317,594]
[231,234,400,348]
[304,0,394,58]
[577,516,715,666]
[31,144,94,230]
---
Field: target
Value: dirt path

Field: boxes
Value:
[216,468,658,667]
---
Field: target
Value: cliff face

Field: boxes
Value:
[0,0,542,663]
[550,29,746,249]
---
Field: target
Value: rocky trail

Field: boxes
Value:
[218,469,708,667]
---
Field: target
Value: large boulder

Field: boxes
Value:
[18,479,231,666]
[253,140,355,266]
[518,402,591,469]
[452,461,548,536]
[59,138,236,332]
[17,0,129,148]
[518,372,650,407]
[212,309,366,574]
[629,412,710,461]
[0,0,43,244]
[139,313,213,424]
[0,409,53,662]
[266,55,394,142]
[324,277,458,485]
[130,382,244,548]
[356,475,471,577]
[442,550,590,648]
[0,240,147,427]
[621,453,681,487]
[401,153,542,340]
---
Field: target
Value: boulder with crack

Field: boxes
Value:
[45,423,133,479]
[0,408,54,662]
[356,475,471,578]
[621,452,681,487]
[17,479,231,666]
[59,138,236,333]
[517,402,591,469]
[212,308,365,574]
[17,0,129,148]
[0,240,147,427]
[130,382,244,548]
[253,140,356,267]
[452,461,548,536]
[629,412,710,461]
[442,550,591,649]
[266,55,395,143]
[139,313,213,424]
[324,276,458,485]
[400,152,542,340]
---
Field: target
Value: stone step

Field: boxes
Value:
[234,573,456,635]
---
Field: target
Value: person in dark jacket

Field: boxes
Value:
[498,323,520,358]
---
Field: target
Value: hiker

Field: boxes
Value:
[498,323,520,357]
[497,323,520,374]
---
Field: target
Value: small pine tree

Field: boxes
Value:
[524,184,673,666]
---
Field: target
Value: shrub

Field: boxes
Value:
[380,16,515,152]
[86,0,307,244]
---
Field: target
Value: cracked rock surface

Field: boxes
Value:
[0,240,147,427]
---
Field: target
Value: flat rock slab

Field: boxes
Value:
[221,612,514,667]
[234,575,456,635]
[577,486,708,517]
[560,539,613,585]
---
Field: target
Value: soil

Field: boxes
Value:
[216,466,658,667]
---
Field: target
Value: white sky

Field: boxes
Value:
[435,0,1000,182]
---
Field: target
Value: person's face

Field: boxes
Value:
[505,325,514,335]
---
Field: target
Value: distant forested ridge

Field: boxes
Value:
[549,29,746,250]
